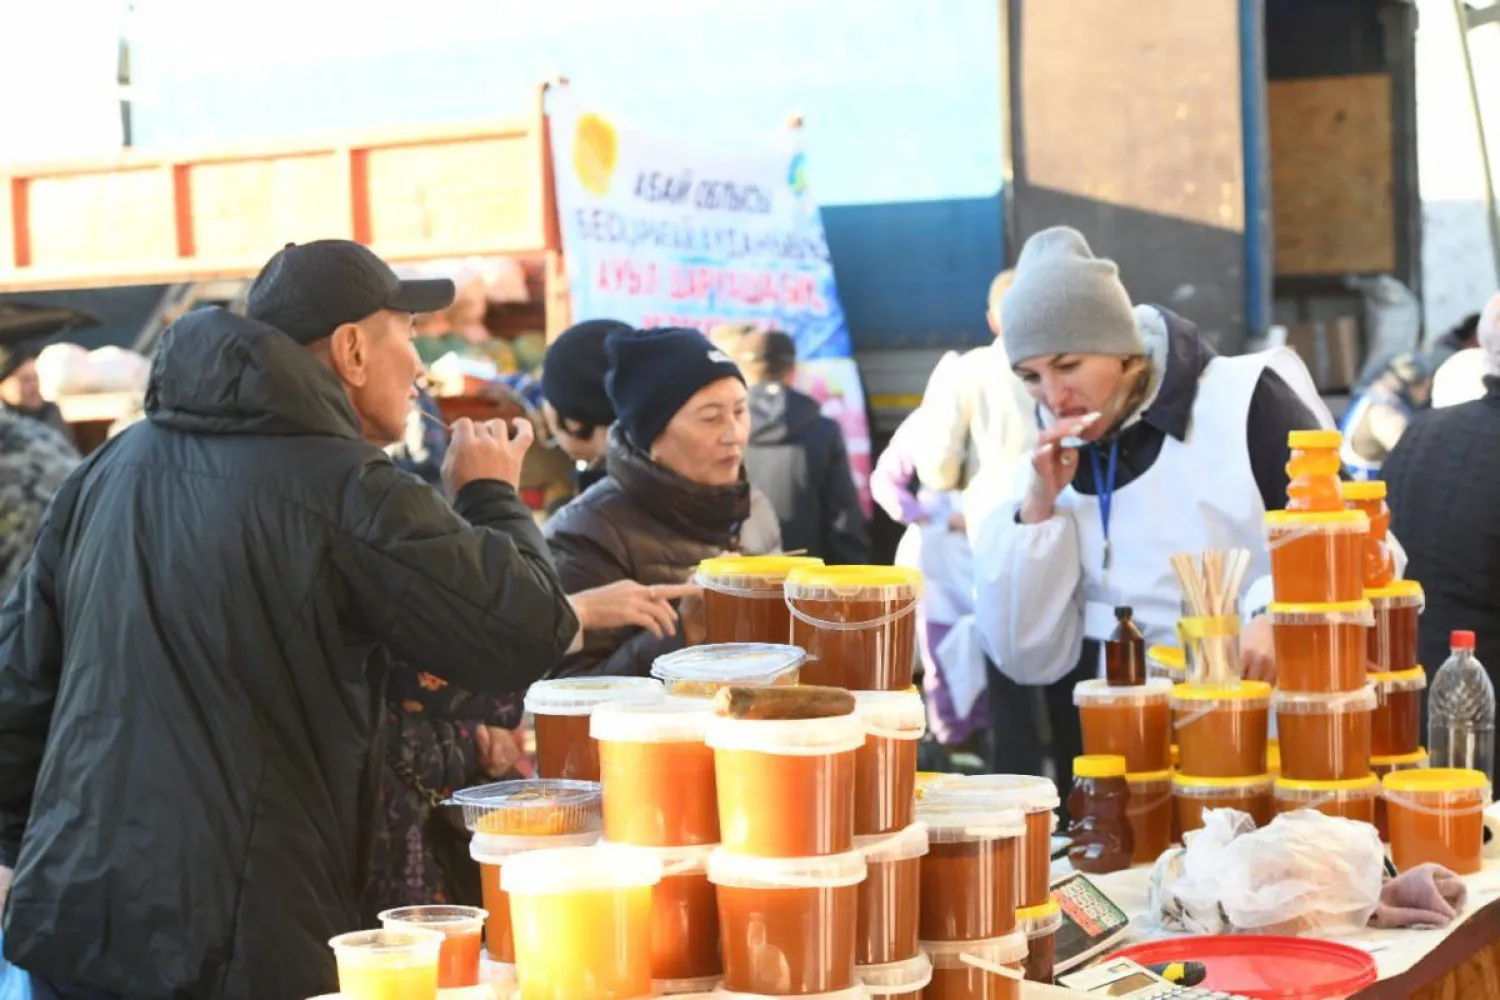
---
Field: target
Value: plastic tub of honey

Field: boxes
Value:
[1017,900,1062,983]
[378,905,488,989]
[697,554,824,645]
[1172,773,1273,833]
[1268,601,1374,693]
[1170,682,1271,778]
[858,951,933,1000]
[926,774,1059,909]
[1272,775,1380,825]
[1074,678,1173,774]
[1372,748,1428,840]
[651,643,806,699]
[916,796,1028,942]
[653,975,723,996]
[592,697,718,846]
[524,677,664,781]
[1383,769,1496,875]
[923,932,1029,1000]
[600,842,722,984]
[785,565,922,690]
[1342,480,1396,588]
[329,928,444,1000]
[470,829,600,964]
[1367,580,1425,674]
[1274,686,1376,781]
[1146,644,1185,684]
[1126,770,1173,866]
[707,848,867,995]
[854,823,929,966]
[1370,667,1427,757]
[502,843,660,999]
[708,711,865,857]
[853,690,926,836]
[1264,509,1369,604]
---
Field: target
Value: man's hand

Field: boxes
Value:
[475,723,532,779]
[441,417,534,495]
[570,581,699,638]
[1240,614,1277,683]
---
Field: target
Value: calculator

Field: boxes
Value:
[1058,958,1254,999]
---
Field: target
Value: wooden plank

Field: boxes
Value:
[1269,73,1395,275]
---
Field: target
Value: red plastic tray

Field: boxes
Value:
[1108,935,1378,999]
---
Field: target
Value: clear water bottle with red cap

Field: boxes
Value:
[1428,630,1495,781]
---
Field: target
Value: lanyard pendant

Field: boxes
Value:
[1103,537,1112,570]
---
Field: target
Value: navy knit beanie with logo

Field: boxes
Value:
[605,327,745,450]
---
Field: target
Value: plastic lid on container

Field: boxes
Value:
[711,987,871,1000]
[1170,681,1273,709]
[1272,685,1378,714]
[470,828,600,863]
[784,564,923,601]
[854,823,930,864]
[1147,645,1185,670]
[1106,935,1377,998]
[1267,740,1282,775]
[923,931,1030,970]
[598,840,715,878]
[452,778,602,836]
[590,696,713,744]
[1274,775,1380,799]
[1341,480,1387,501]
[1371,666,1428,693]
[1264,509,1370,533]
[1452,629,1477,651]
[379,904,488,935]
[1267,600,1375,626]
[1372,748,1429,769]
[917,795,1028,842]
[1382,768,1492,798]
[857,952,933,993]
[1366,580,1426,609]
[914,772,962,800]
[697,554,825,589]
[937,774,1061,813]
[853,690,927,740]
[1074,754,1127,779]
[1127,769,1174,787]
[1172,773,1273,797]
[705,711,865,756]
[651,643,806,687]
[1073,677,1175,707]
[501,843,662,894]
[1288,429,1344,450]
[524,676,663,717]
[706,847,867,889]
[1017,899,1064,937]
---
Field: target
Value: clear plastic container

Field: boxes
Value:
[707,848,868,996]
[1170,682,1272,778]
[470,829,602,963]
[1017,900,1063,983]
[785,565,923,690]
[1371,748,1429,841]
[853,690,927,836]
[858,952,933,999]
[854,824,929,966]
[1371,667,1427,758]
[916,796,1028,942]
[1172,773,1274,833]
[929,775,1060,909]
[1146,645,1185,684]
[501,844,662,1000]
[1264,509,1369,604]
[592,697,718,846]
[1267,601,1374,693]
[600,842,721,983]
[651,643,806,698]
[697,554,825,645]
[1342,480,1395,588]
[378,906,487,989]
[1383,768,1493,875]
[1366,580,1425,674]
[1074,678,1173,774]
[1273,775,1380,825]
[707,712,865,857]
[1274,686,1377,781]
[524,677,664,781]
[1126,770,1174,866]
[451,778,603,837]
[923,932,1029,1000]
[329,928,444,1000]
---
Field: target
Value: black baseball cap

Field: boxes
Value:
[246,239,456,345]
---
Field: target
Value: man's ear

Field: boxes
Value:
[327,322,369,387]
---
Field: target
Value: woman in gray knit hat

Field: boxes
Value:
[970,226,1340,783]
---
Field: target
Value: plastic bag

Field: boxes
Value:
[1149,808,1384,937]
[0,932,31,1000]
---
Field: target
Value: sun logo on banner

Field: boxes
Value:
[573,113,618,196]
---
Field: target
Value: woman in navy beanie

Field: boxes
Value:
[545,326,782,675]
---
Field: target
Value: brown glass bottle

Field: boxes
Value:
[1105,606,1146,687]
[1066,755,1134,874]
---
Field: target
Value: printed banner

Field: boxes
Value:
[548,89,871,511]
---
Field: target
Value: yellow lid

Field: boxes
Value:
[1371,666,1427,689]
[1171,680,1273,702]
[1016,900,1062,921]
[1173,772,1273,790]
[1073,754,1127,779]
[1147,645,1185,669]
[1267,740,1281,774]
[1267,599,1372,616]
[1383,768,1491,794]
[784,564,923,599]
[697,554,823,583]
[1341,481,1387,501]
[1372,748,1429,768]
[1288,430,1344,450]
[1127,769,1173,784]
[1366,580,1425,601]
[1264,509,1369,528]
[1275,775,1380,794]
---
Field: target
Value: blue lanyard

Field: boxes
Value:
[1088,440,1121,569]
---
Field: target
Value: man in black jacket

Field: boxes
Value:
[732,329,869,563]
[0,241,578,999]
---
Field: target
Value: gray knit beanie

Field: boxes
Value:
[1001,227,1142,364]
